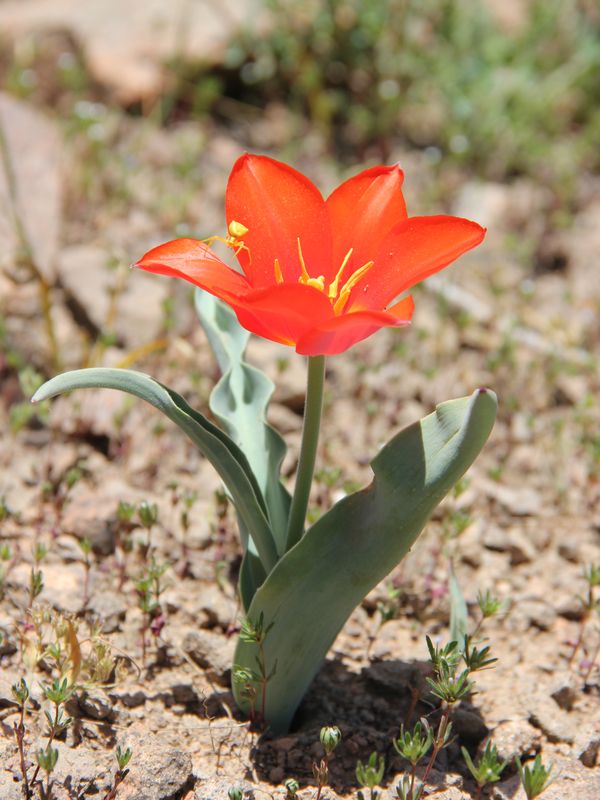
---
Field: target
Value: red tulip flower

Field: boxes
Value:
[135,154,485,355]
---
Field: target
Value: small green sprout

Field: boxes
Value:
[395,775,424,800]
[239,612,274,645]
[320,725,342,756]
[228,787,243,800]
[284,778,300,800]
[36,743,59,775]
[462,742,507,796]
[476,589,503,619]
[462,635,497,672]
[117,500,136,523]
[115,744,133,771]
[426,663,474,704]
[516,755,555,799]
[138,500,158,529]
[393,719,433,765]
[356,752,385,800]
[12,678,30,707]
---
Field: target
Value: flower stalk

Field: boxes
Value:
[286,355,326,551]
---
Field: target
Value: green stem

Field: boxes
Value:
[285,356,326,551]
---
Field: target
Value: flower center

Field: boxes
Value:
[274,239,375,315]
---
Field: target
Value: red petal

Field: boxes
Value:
[134,238,250,302]
[229,283,335,347]
[296,304,413,356]
[347,216,486,311]
[326,164,407,281]
[226,154,333,287]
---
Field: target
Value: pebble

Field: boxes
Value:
[549,671,580,711]
[118,739,194,800]
[491,719,541,764]
[86,590,127,633]
[181,629,234,686]
[77,687,114,720]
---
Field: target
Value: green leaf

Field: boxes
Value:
[232,389,497,732]
[32,368,278,573]
[195,291,291,607]
[195,291,290,543]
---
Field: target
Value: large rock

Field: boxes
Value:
[0,0,262,103]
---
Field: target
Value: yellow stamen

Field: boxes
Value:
[297,238,311,283]
[296,238,325,291]
[333,260,375,314]
[274,258,284,284]
[328,248,354,300]
[306,276,325,291]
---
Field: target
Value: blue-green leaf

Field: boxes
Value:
[195,291,290,541]
[232,389,497,732]
[195,291,291,606]
[32,368,278,573]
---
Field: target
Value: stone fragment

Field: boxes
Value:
[528,695,576,744]
[77,687,114,720]
[0,93,61,283]
[491,719,541,764]
[451,708,488,744]
[86,589,127,633]
[181,629,235,686]
[575,726,600,768]
[50,741,112,795]
[109,686,147,708]
[549,671,580,711]
[118,735,193,800]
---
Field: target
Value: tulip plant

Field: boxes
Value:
[33,155,497,733]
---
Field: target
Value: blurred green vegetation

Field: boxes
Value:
[175,0,599,193]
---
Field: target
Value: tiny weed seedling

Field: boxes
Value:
[516,755,555,799]
[102,745,133,800]
[461,741,507,800]
[284,777,300,800]
[393,719,432,800]
[313,726,342,800]
[356,751,385,800]
[233,612,277,728]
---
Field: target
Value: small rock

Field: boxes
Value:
[118,735,193,800]
[110,686,147,708]
[364,660,427,695]
[0,626,17,656]
[491,719,541,764]
[50,741,112,795]
[482,480,542,516]
[182,629,234,686]
[528,695,576,744]
[77,687,113,720]
[549,671,580,711]
[86,590,127,633]
[510,599,557,632]
[575,726,600,768]
[452,708,488,744]
[269,766,285,783]
[507,529,537,565]
[170,680,200,705]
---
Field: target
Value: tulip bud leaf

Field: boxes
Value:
[195,290,291,605]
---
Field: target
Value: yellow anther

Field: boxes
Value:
[333,260,375,314]
[306,276,325,291]
[328,248,354,300]
[274,258,284,284]
[228,220,249,238]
